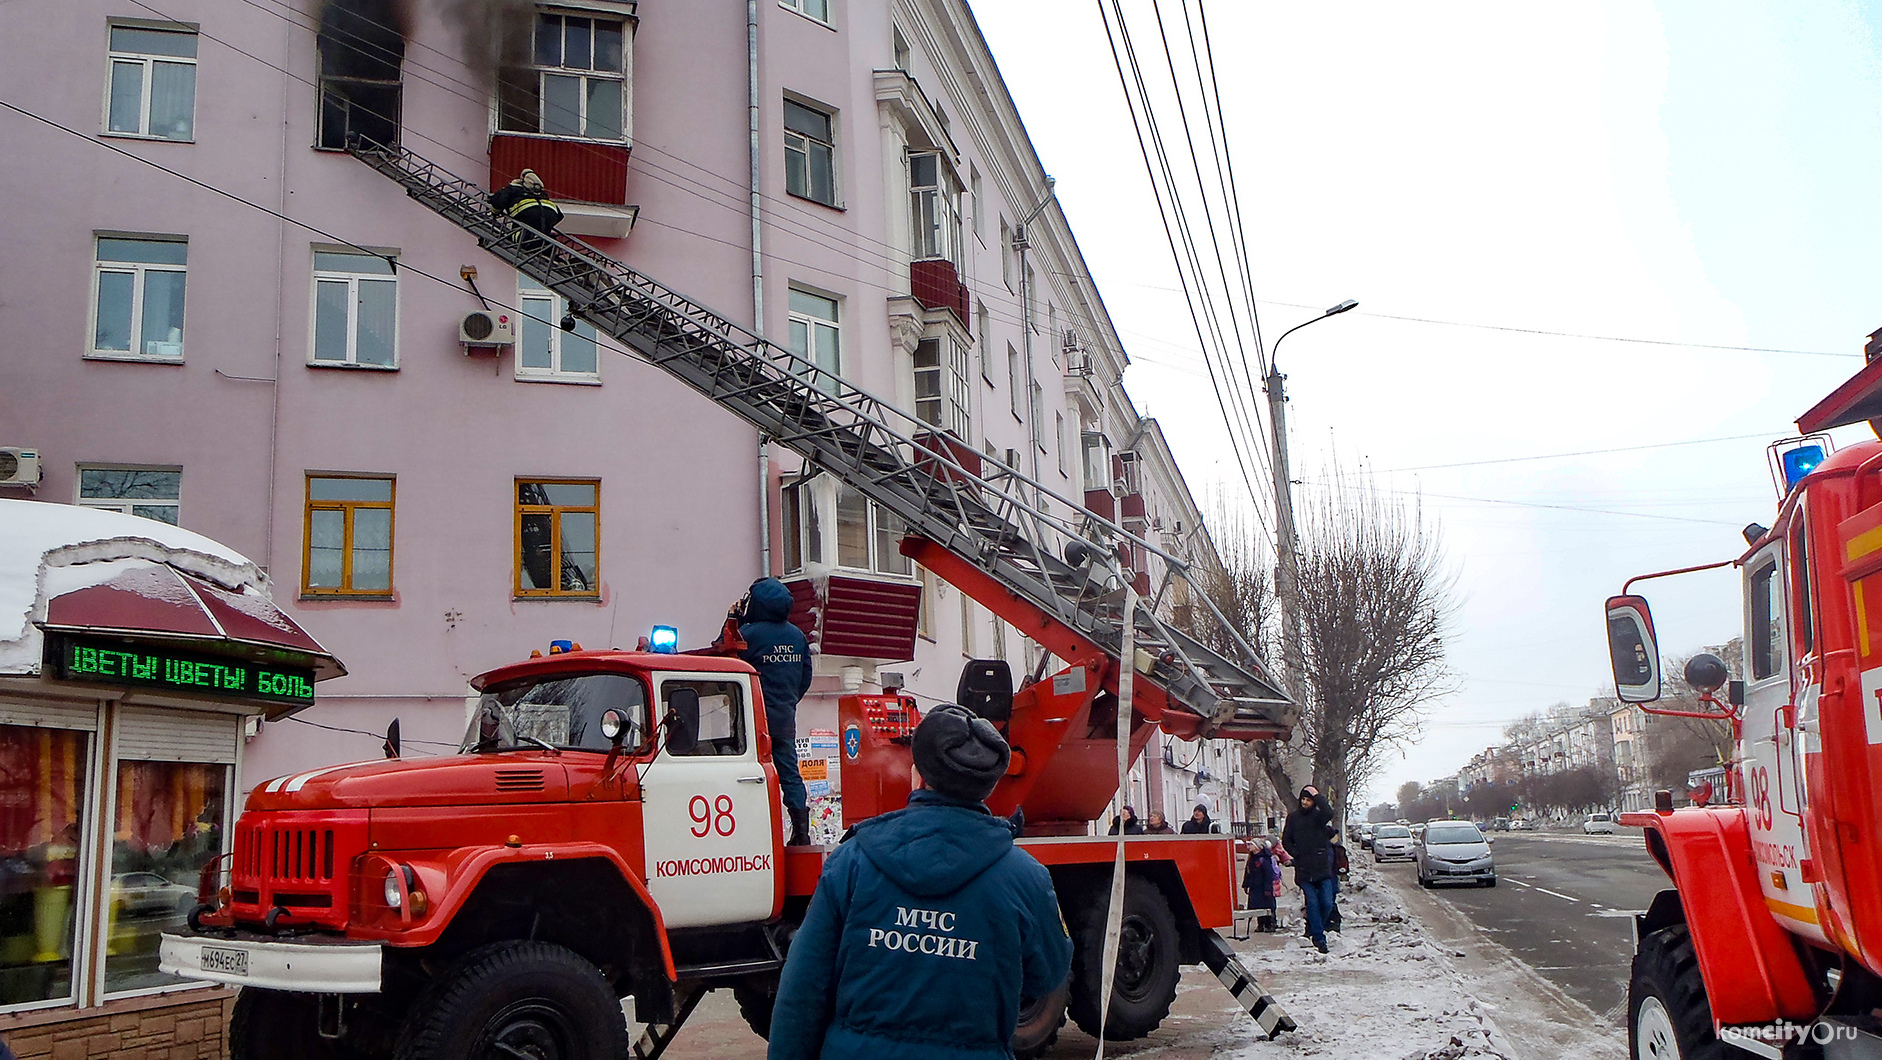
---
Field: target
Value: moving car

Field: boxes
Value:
[1372,824,1415,862]
[1415,821,1496,887]
[1492,817,1510,832]
[1359,823,1376,849]
[1582,811,1616,835]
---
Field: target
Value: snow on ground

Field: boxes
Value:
[1086,865,1524,1060]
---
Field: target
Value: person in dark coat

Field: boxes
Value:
[1142,810,1176,835]
[739,578,816,845]
[1106,806,1143,835]
[1242,839,1280,931]
[1281,785,1337,953]
[768,706,1073,1060]
[489,168,564,245]
[1180,804,1218,834]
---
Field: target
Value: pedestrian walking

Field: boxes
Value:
[1242,839,1281,932]
[1281,785,1337,953]
[738,578,815,845]
[1107,805,1143,835]
[1142,810,1176,835]
[768,705,1074,1060]
[1180,804,1218,834]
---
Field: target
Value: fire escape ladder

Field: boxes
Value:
[348,141,1292,738]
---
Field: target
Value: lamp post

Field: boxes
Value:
[1264,299,1358,786]
[1014,177,1057,482]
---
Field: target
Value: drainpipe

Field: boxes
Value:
[749,0,771,578]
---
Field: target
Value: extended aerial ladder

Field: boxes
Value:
[349,142,1292,746]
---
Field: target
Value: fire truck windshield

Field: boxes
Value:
[463,672,648,753]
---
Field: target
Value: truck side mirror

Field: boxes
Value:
[665,688,700,756]
[1605,594,1661,703]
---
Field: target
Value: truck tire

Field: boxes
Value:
[1066,876,1181,1041]
[393,942,628,1060]
[1629,925,1729,1060]
[1011,980,1069,1059]
[230,988,349,1060]
[733,979,776,1040]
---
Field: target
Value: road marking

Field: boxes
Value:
[1502,878,1580,902]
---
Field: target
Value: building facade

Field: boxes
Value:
[0,0,1253,1038]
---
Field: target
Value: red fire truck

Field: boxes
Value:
[1605,359,1882,1059]
[158,142,1299,1060]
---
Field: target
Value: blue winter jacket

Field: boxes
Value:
[767,790,1074,1060]
[739,578,813,717]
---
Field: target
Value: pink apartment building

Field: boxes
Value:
[0,0,1240,1048]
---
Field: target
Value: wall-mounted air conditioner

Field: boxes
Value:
[460,310,517,348]
[0,448,41,487]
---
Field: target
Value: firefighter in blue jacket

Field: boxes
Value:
[768,705,1073,1060]
[739,578,816,845]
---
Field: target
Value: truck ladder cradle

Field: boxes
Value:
[1200,929,1296,1039]
[350,142,1291,738]
[631,982,707,1060]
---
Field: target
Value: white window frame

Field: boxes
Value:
[970,166,984,243]
[784,0,832,26]
[102,23,197,142]
[516,277,602,383]
[1008,343,1024,421]
[309,249,399,369]
[76,465,182,525]
[913,335,970,439]
[1000,219,1014,291]
[89,235,188,362]
[977,303,993,384]
[783,97,839,208]
[787,285,841,390]
[893,24,910,69]
[1056,413,1069,477]
[909,151,962,267]
[1032,382,1046,454]
[499,11,629,142]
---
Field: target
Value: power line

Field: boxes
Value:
[1369,432,1780,473]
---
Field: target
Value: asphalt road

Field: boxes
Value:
[1374,830,1669,1019]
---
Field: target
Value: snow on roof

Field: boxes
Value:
[0,499,271,675]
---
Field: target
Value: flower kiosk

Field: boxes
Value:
[0,500,341,1058]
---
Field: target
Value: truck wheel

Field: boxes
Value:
[1629,925,1729,1060]
[230,989,348,1060]
[394,942,627,1060]
[732,979,776,1040]
[1066,877,1181,1041]
[1012,979,1069,1059]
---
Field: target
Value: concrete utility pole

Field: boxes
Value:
[1264,299,1358,788]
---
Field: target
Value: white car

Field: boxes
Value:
[1583,812,1617,835]
[1372,824,1415,862]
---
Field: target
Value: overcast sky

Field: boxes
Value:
[974,1,1882,806]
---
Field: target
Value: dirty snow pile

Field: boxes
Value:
[1181,870,1518,1060]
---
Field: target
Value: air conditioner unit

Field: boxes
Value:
[459,310,517,348]
[0,448,41,487]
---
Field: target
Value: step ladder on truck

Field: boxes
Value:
[1603,359,1882,1059]
[156,142,1301,1060]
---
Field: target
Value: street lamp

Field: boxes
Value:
[1264,298,1358,773]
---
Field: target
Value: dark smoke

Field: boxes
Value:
[434,0,537,88]
[317,0,411,82]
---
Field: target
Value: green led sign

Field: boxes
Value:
[55,636,316,706]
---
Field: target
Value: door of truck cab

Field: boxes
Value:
[639,672,779,928]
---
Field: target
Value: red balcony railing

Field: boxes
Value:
[910,258,971,330]
[490,133,630,205]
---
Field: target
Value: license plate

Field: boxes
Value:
[200,946,248,977]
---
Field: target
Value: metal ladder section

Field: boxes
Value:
[350,142,1291,738]
[1200,930,1296,1038]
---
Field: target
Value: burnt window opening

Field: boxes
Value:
[498,13,626,141]
[316,0,405,150]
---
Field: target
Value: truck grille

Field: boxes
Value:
[227,811,367,929]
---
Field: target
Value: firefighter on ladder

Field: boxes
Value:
[489,169,563,247]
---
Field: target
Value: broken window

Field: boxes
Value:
[316,0,404,151]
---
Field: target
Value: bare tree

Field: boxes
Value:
[1294,470,1457,818]
[1502,710,1546,745]
[1647,641,1741,791]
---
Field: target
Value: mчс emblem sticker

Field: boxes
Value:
[843,723,862,760]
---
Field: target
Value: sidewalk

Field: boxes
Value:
[1051,863,1621,1060]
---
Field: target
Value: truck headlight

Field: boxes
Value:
[385,868,405,909]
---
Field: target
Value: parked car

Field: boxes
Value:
[112,871,197,919]
[1583,812,1617,835]
[1372,824,1415,862]
[1415,820,1497,888]
[1511,818,1536,831]
[1359,823,1377,849]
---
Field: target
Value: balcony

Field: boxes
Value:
[1084,489,1116,521]
[781,573,922,662]
[490,133,638,239]
[910,258,970,331]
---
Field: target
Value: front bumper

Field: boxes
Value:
[1374,846,1414,860]
[1424,861,1494,882]
[159,931,383,993]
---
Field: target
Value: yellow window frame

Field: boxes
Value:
[302,474,396,596]
[514,478,601,598]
